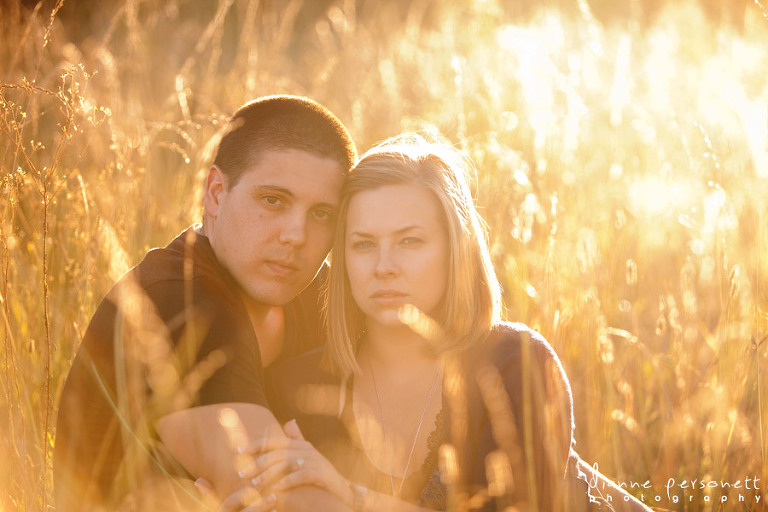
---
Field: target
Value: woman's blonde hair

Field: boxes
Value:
[324,134,502,377]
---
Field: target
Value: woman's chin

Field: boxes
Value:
[366,310,408,329]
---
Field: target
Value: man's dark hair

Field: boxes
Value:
[213,95,357,187]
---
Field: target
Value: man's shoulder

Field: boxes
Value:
[80,228,249,359]
[105,227,239,307]
[271,347,332,387]
[268,348,340,423]
[138,227,226,288]
[280,347,327,371]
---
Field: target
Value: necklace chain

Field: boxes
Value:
[368,357,441,498]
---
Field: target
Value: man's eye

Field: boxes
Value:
[263,195,282,206]
[313,209,334,222]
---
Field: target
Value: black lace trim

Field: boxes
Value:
[417,409,447,509]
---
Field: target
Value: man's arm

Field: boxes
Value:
[155,402,283,499]
[156,402,356,512]
[157,406,443,512]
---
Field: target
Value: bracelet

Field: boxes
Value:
[349,482,368,512]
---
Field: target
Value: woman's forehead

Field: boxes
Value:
[346,184,443,234]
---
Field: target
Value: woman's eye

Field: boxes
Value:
[402,237,423,246]
[351,240,374,250]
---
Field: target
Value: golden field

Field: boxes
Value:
[1,0,767,510]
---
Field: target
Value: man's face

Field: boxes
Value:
[204,149,344,307]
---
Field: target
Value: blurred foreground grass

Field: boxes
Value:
[1,0,767,510]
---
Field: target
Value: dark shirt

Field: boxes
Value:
[53,226,325,511]
[272,322,595,511]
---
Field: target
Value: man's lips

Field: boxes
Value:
[265,260,299,277]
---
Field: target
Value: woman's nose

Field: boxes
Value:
[374,247,399,278]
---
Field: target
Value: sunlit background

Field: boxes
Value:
[1,0,767,510]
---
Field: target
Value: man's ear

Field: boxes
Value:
[203,165,227,218]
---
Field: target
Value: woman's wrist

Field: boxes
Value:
[329,474,357,509]
[347,481,368,512]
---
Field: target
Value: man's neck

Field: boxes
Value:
[242,296,285,367]
[256,306,285,367]
[198,219,286,366]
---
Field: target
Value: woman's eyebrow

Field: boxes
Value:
[349,225,425,238]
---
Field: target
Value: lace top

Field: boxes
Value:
[270,322,609,511]
[334,377,446,507]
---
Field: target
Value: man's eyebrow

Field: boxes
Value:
[253,185,294,197]
[315,202,339,211]
[254,185,338,209]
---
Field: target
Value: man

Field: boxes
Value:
[54,95,356,511]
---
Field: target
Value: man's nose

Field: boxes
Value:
[278,211,307,246]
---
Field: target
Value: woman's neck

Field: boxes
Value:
[361,322,437,370]
[352,319,443,492]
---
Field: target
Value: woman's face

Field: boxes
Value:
[345,183,450,330]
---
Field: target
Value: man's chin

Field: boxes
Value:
[244,285,304,308]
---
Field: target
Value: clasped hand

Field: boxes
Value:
[202,419,353,511]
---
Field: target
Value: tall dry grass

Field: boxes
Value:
[1,0,767,510]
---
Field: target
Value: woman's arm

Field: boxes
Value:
[240,423,441,512]
[467,325,575,510]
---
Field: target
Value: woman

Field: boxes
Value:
[240,134,615,511]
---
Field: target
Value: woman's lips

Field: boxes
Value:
[370,289,407,305]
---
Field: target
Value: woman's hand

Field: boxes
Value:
[194,477,278,512]
[237,420,353,506]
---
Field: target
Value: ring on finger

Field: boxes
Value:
[295,457,305,470]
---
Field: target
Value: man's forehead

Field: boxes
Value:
[248,147,346,172]
[240,150,344,201]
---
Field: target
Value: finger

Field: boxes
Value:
[240,493,277,512]
[239,449,297,479]
[194,477,215,496]
[270,468,327,492]
[239,436,294,455]
[243,446,315,479]
[249,458,296,490]
[218,487,262,512]
[193,478,219,508]
[283,419,306,441]
[240,436,310,455]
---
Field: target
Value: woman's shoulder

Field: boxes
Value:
[481,321,559,363]
[467,322,571,395]
[490,321,548,342]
